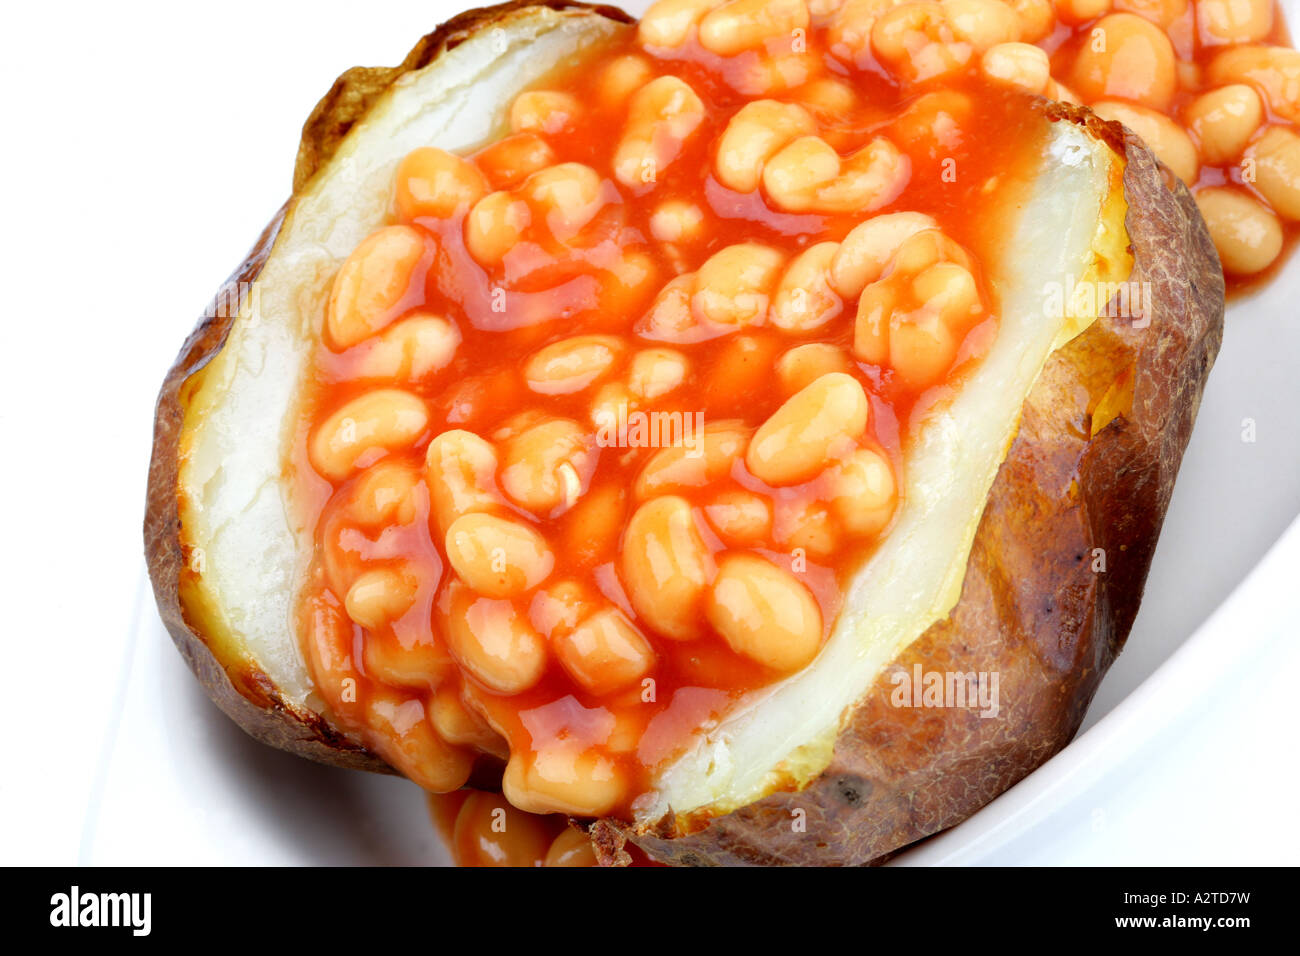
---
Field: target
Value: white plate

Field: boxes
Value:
[74,0,1300,865]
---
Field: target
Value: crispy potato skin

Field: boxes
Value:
[592,107,1225,866]
[146,4,1225,862]
[144,1,631,774]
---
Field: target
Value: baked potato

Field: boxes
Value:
[146,0,1229,866]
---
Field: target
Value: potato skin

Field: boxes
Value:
[591,106,1225,866]
[143,1,631,775]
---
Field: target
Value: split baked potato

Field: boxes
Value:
[146,0,1225,866]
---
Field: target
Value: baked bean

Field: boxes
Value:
[602,250,662,317]
[529,579,595,642]
[354,312,460,381]
[891,227,973,274]
[635,421,751,498]
[453,791,551,866]
[1197,0,1273,45]
[349,460,421,527]
[531,578,600,640]
[1207,46,1300,123]
[703,489,773,546]
[1184,85,1264,165]
[589,381,636,430]
[912,260,983,327]
[394,147,489,221]
[693,243,786,327]
[890,310,960,388]
[827,0,897,63]
[1248,126,1300,221]
[621,496,716,640]
[1091,100,1199,184]
[614,76,706,188]
[628,348,689,400]
[1196,185,1284,273]
[715,100,817,194]
[473,133,557,190]
[598,55,655,109]
[650,200,707,243]
[699,0,810,56]
[310,389,429,481]
[827,447,897,537]
[1069,13,1178,111]
[302,590,360,718]
[771,242,843,333]
[465,191,529,266]
[545,828,598,867]
[776,343,855,394]
[705,553,823,672]
[746,372,869,486]
[510,90,582,135]
[431,686,507,756]
[763,135,908,214]
[981,41,1051,93]
[500,418,595,516]
[364,629,457,690]
[424,429,502,535]
[503,746,628,816]
[853,280,895,366]
[773,497,840,559]
[892,89,973,158]
[830,212,938,297]
[445,512,554,598]
[638,0,715,47]
[734,47,821,97]
[345,566,419,630]
[604,705,646,754]
[857,232,972,387]
[554,607,656,695]
[1008,0,1055,40]
[524,162,608,240]
[443,583,548,693]
[327,225,429,349]
[943,0,1022,49]
[795,77,860,117]
[871,3,971,83]
[366,691,473,792]
[524,335,624,396]
[637,274,709,344]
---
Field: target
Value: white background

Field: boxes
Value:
[1,0,1297,865]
